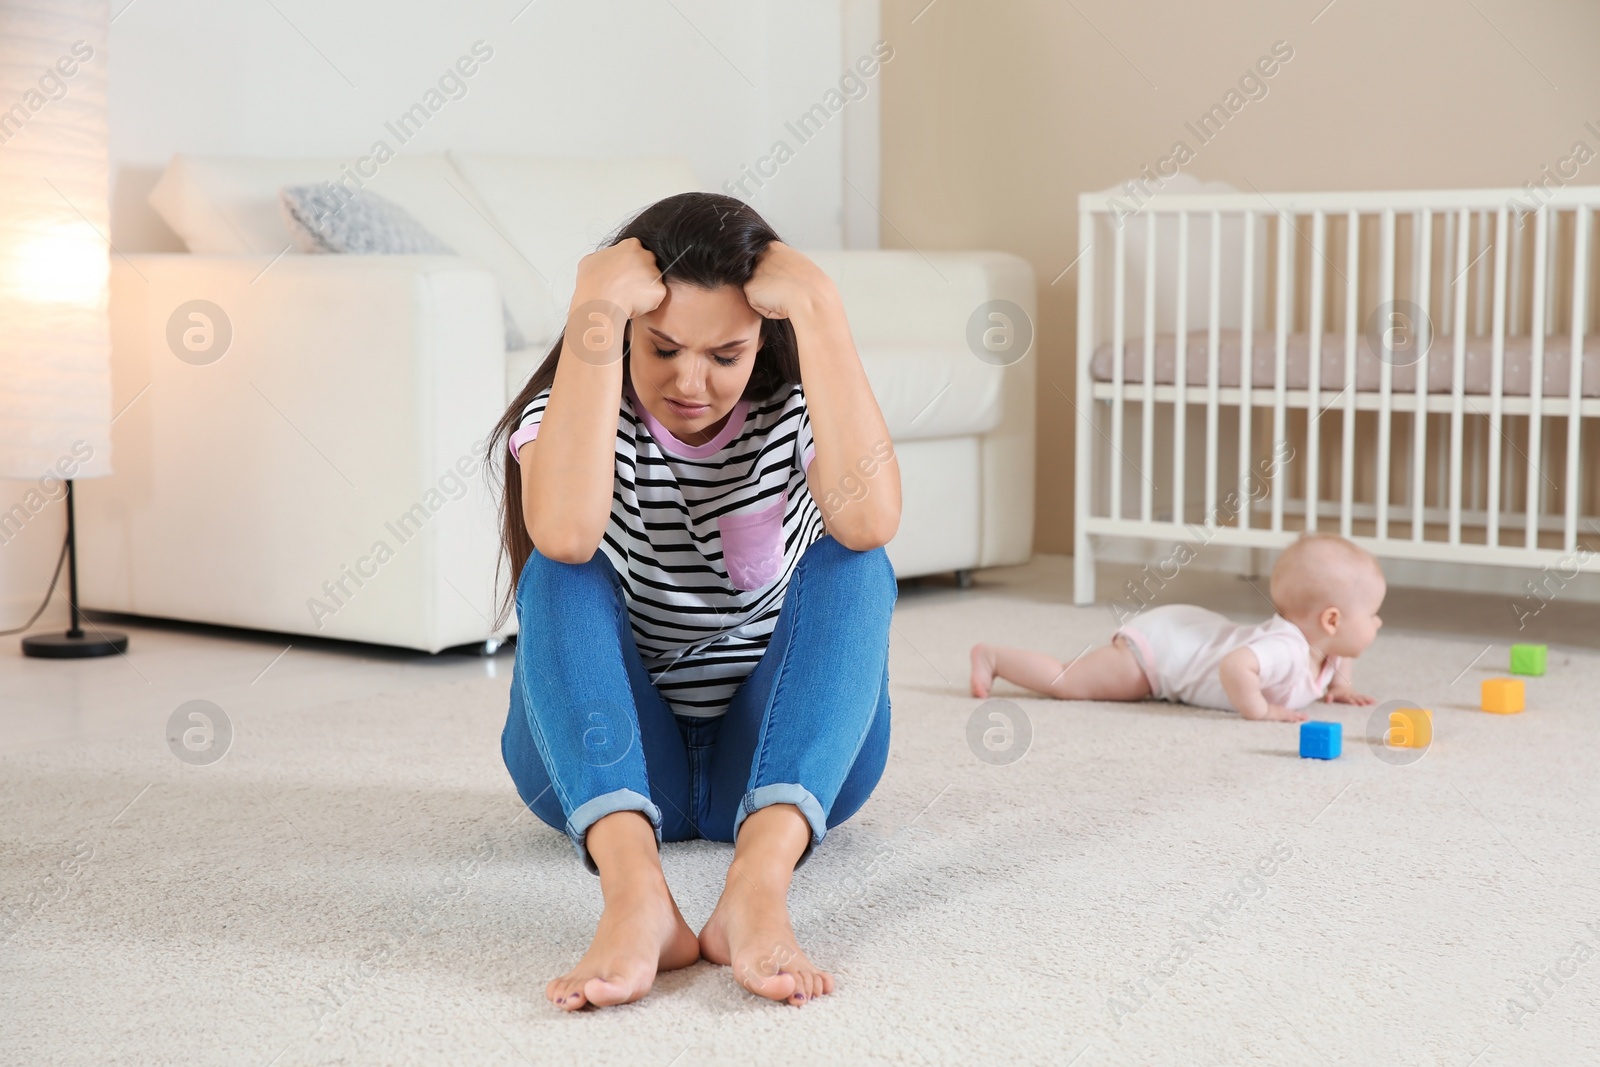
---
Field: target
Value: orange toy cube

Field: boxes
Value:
[1387,708,1433,748]
[1481,678,1525,714]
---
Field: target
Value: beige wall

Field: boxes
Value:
[879,0,1600,554]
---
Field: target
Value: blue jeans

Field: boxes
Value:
[501,534,897,873]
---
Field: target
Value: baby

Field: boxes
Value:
[970,533,1384,721]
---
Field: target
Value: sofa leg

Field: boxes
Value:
[954,569,974,589]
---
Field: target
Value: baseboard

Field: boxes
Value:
[0,591,71,633]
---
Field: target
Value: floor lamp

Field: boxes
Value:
[21,481,127,658]
[1,0,125,659]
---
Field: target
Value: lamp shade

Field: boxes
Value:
[0,0,113,482]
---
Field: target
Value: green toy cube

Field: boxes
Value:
[1510,643,1547,676]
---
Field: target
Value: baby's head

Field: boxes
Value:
[1269,533,1386,658]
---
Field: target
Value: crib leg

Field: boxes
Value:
[1074,531,1095,605]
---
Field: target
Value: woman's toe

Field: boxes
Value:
[745,967,797,1002]
[547,979,585,1011]
[583,975,634,1007]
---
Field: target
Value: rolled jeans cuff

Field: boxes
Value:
[567,788,662,875]
[733,784,827,868]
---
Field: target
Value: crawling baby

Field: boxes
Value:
[970,533,1384,721]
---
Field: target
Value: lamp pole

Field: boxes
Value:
[20,480,128,659]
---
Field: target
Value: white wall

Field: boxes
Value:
[840,0,882,249]
[880,0,1600,564]
[106,0,868,251]
[1,0,882,636]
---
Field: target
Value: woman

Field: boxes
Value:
[488,192,901,1011]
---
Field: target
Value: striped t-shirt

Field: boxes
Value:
[509,378,827,718]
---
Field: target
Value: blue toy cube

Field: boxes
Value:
[1510,643,1547,676]
[1299,721,1342,760]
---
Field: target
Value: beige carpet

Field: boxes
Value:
[4,579,1599,1066]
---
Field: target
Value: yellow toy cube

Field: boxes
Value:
[1387,708,1432,748]
[1481,678,1525,714]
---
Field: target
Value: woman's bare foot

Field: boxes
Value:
[547,812,700,1012]
[970,643,998,698]
[699,805,833,1007]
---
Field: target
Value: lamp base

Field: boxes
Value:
[22,630,129,659]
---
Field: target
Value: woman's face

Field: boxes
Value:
[628,281,763,445]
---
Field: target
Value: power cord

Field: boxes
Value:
[0,529,70,636]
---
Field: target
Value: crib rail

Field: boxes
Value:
[1073,185,1600,605]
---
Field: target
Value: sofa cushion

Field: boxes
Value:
[505,344,548,402]
[279,185,526,351]
[858,343,1006,441]
[449,153,702,332]
[147,153,559,345]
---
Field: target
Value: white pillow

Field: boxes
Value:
[147,154,560,345]
[448,153,702,313]
[279,186,455,254]
[149,154,319,255]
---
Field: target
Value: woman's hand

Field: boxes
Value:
[751,239,900,550]
[527,238,664,564]
[743,241,836,321]
[573,237,669,320]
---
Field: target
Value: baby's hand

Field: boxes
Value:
[1238,701,1309,723]
[1264,702,1309,723]
[1326,686,1375,706]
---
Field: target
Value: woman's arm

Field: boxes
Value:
[522,239,665,563]
[745,243,901,551]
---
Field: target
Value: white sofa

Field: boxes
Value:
[78,154,1035,652]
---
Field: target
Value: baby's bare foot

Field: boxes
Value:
[970,643,998,698]
[700,871,833,1006]
[545,877,700,1011]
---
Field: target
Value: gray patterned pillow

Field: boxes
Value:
[279,185,526,351]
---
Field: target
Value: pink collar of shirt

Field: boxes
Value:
[625,380,749,459]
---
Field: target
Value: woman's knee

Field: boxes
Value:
[515,545,621,620]
[797,535,898,602]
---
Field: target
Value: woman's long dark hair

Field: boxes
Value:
[485,191,802,627]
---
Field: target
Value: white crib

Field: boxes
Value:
[1073,185,1600,606]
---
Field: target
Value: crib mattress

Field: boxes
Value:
[1090,329,1600,398]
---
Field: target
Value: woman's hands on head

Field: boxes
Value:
[745,240,900,550]
[574,237,669,320]
[743,241,837,321]
[573,238,838,326]
[528,238,668,564]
